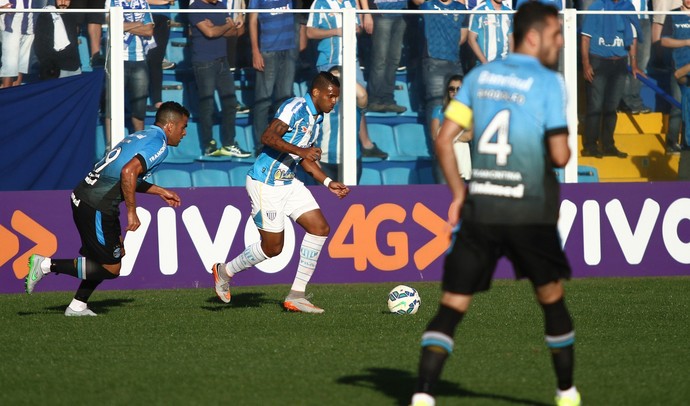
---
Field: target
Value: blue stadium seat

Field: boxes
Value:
[553,166,599,183]
[393,123,432,161]
[293,81,302,97]
[166,124,201,163]
[381,167,419,185]
[365,123,396,161]
[578,165,599,183]
[191,169,231,187]
[417,165,436,184]
[365,81,416,118]
[359,167,382,185]
[166,37,189,68]
[228,165,251,186]
[152,169,192,188]
[161,81,185,105]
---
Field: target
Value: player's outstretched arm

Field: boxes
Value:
[146,184,182,208]
[300,159,350,199]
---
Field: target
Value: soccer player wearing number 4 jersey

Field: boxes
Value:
[211,71,350,313]
[24,102,190,316]
[410,3,580,406]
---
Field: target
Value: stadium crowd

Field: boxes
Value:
[0,0,687,182]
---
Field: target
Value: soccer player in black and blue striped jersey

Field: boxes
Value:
[411,3,580,406]
[25,102,190,317]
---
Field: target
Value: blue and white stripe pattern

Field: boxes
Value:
[248,96,323,186]
[545,331,575,349]
[421,331,454,354]
[76,257,86,280]
[307,0,358,68]
[109,0,155,62]
[469,1,512,64]
[2,0,34,35]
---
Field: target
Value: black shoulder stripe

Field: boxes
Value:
[545,127,569,138]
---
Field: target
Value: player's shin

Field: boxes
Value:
[415,305,464,395]
[52,257,118,280]
[542,298,575,390]
[288,233,327,296]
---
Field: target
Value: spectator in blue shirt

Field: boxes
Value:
[249,0,298,154]
[619,0,652,114]
[365,0,416,113]
[189,0,252,158]
[306,0,389,159]
[419,0,469,127]
[580,0,642,158]
[661,0,690,150]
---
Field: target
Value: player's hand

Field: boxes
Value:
[126,208,141,232]
[447,197,462,228]
[300,146,322,162]
[328,181,350,199]
[159,188,181,208]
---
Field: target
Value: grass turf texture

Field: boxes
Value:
[2,277,689,405]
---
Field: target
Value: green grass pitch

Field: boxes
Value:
[1,277,689,405]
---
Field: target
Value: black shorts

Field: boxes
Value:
[442,221,571,295]
[71,197,123,265]
[70,0,107,25]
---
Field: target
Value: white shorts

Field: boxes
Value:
[246,176,320,233]
[0,31,34,77]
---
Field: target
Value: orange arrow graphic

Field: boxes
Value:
[11,210,58,279]
[412,203,451,271]
[0,224,20,269]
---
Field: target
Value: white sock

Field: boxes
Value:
[41,257,52,274]
[68,298,87,311]
[411,393,435,406]
[557,386,579,398]
[226,242,268,277]
[290,233,327,293]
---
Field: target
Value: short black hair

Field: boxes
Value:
[155,101,190,125]
[310,71,341,93]
[513,2,559,49]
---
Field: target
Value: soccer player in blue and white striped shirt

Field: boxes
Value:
[211,72,350,313]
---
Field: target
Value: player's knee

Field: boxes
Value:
[535,280,564,305]
[102,262,121,277]
[311,223,329,237]
[261,241,284,258]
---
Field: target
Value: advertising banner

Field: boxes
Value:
[1,182,689,294]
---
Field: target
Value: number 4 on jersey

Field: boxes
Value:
[477,109,512,166]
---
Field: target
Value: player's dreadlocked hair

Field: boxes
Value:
[310,71,341,93]
[513,2,559,50]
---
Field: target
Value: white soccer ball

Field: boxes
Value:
[387,285,421,315]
